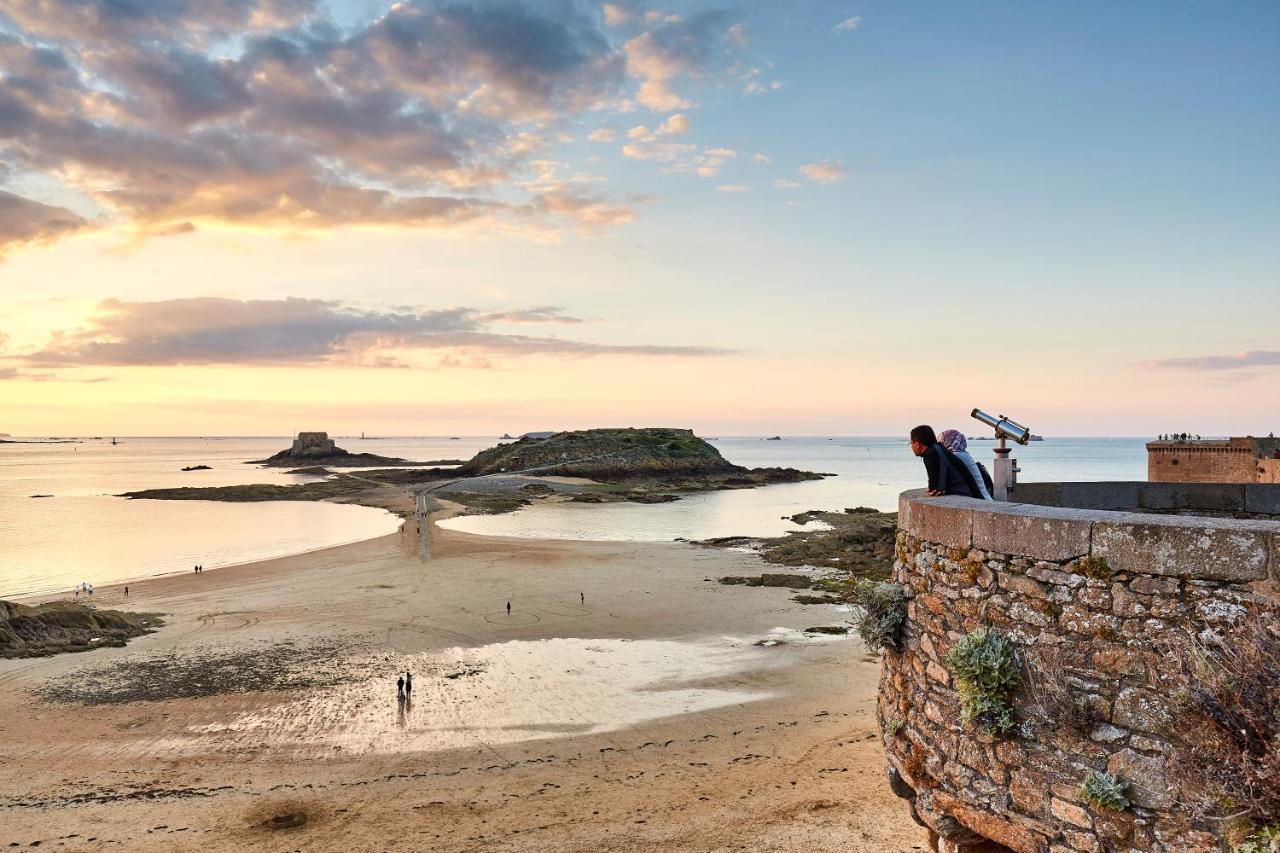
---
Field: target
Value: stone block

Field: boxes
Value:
[1056,481,1142,511]
[1129,576,1178,596]
[934,791,1052,852]
[971,503,1093,561]
[1091,514,1273,582]
[1244,484,1280,515]
[1003,573,1049,599]
[907,496,975,549]
[1112,687,1173,734]
[1027,564,1086,587]
[1050,797,1093,829]
[1136,482,1246,513]
[1106,748,1173,809]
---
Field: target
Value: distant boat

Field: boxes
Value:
[1030,435,1045,441]
[111,437,118,445]
[766,436,782,441]
[449,437,460,440]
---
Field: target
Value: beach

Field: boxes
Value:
[0,507,921,851]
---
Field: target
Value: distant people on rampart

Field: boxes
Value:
[909,425,983,499]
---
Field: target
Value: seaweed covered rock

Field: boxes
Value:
[0,600,162,658]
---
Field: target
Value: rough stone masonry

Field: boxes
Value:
[878,489,1280,853]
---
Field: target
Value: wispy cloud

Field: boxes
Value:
[798,160,847,184]
[1143,351,1280,371]
[833,16,862,33]
[715,184,748,193]
[15,297,730,369]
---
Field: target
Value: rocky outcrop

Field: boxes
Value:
[456,427,827,486]
[1,601,161,658]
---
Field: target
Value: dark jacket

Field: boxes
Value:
[921,443,983,498]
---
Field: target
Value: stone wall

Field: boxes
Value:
[879,489,1279,853]
[1147,438,1280,484]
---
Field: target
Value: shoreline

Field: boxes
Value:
[0,506,919,851]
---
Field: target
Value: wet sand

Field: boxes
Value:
[0,507,922,851]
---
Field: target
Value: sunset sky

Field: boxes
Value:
[2,1,1277,436]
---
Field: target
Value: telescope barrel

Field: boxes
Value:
[970,408,1031,445]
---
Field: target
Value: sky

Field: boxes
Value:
[1,0,1277,437]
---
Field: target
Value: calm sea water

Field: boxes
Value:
[0,436,491,597]
[0,435,1148,597]
[441,437,1149,542]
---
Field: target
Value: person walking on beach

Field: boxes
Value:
[397,675,405,698]
[404,671,413,697]
[580,592,584,604]
[506,601,512,615]
[909,425,983,498]
[124,586,129,597]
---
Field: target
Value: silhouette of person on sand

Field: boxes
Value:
[404,671,413,697]
[506,601,511,615]
[580,592,584,604]
[396,675,405,698]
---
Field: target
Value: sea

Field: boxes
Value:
[0,435,1148,598]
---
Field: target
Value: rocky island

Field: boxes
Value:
[246,431,462,468]
[122,428,830,513]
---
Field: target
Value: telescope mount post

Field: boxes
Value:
[992,435,1017,501]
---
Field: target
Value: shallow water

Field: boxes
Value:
[180,631,842,757]
[0,436,487,596]
[441,436,1149,542]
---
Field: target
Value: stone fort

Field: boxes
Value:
[1147,436,1280,483]
[289,431,336,457]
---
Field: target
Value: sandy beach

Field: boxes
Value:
[0,506,922,852]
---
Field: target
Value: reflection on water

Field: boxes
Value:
[182,635,840,756]
[0,436,481,596]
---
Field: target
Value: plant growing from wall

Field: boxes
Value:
[1167,607,1280,832]
[945,629,1019,736]
[1233,822,1280,853]
[849,580,907,651]
[1075,556,1112,581]
[1081,770,1132,811]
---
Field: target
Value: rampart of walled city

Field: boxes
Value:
[1147,437,1280,484]
[879,483,1280,853]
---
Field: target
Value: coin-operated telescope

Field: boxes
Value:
[971,408,1030,501]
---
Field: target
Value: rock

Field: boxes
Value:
[759,573,811,589]
[1,601,161,658]
[180,465,212,471]
[1106,748,1173,809]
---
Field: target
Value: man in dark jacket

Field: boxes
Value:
[909,425,983,498]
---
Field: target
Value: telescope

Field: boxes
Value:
[970,409,1031,446]
[971,408,1031,500]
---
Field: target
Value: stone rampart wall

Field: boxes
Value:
[880,489,1279,853]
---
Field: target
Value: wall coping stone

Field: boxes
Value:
[900,487,1280,582]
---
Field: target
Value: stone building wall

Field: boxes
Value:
[879,490,1279,853]
[1147,437,1280,484]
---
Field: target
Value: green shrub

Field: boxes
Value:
[945,629,1019,735]
[884,719,904,737]
[849,580,907,651]
[1081,770,1132,811]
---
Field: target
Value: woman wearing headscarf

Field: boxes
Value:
[938,430,993,500]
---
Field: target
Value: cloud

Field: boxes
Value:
[1143,351,1280,371]
[658,113,690,135]
[0,190,87,256]
[623,10,739,110]
[774,179,801,189]
[715,184,748,193]
[833,16,862,33]
[19,297,729,368]
[0,1,752,253]
[798,160,847,184]
[588,126,619,142]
